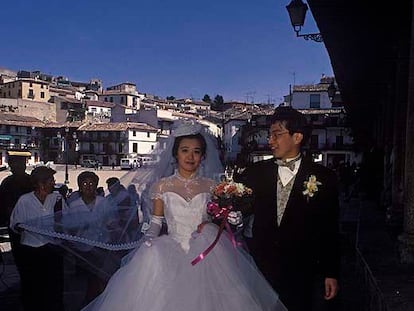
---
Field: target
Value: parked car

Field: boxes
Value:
[81,159,98,168]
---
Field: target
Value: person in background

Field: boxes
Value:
[9,166,66,311]
[127,184,141,223]
[96,186,105,197]
[105,177,131,208]
[0,152,32,227]
[65,171,109,306]
[106,177,136,232]
[0,152,33,308]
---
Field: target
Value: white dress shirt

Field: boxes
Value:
[278,157,302,186]
[10,191,64,247]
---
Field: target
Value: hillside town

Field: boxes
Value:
[0,67,358,173]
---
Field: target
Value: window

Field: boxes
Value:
[15,138,20,145]
[118,143,123,153]
[41,84,44,89]
[104,97,108,102]
[18,89,22,97]
[336,135,343,147]
[110,97,113,103]
[28,89,34,98]
[309,94,320,108]
[29,82,33,87]
[147,132,150,138]
[120,96,124,104]
[133,143,138,153]
[40,92,45,98]
[133,131,136,136]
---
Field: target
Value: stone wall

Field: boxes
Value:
[0,98,56,122]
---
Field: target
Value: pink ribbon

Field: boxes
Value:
[191,202,238,265]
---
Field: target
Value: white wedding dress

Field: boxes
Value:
[83,173,286,311]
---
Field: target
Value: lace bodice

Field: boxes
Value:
[151,172,215,251]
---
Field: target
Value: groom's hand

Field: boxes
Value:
[324,278,339,300]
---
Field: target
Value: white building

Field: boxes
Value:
[85,100,115,122]
[287,76,361,167]
[76,122,158,165]
[0,113,43,167]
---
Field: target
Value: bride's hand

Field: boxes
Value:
[197,221,209,233]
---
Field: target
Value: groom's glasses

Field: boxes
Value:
[267,131,290,140]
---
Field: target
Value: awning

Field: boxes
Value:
[0,135,12,140]
[7,151,32,157]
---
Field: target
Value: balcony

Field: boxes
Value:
[0,143,39,150]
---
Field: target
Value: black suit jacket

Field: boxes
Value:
[239,158,340,309]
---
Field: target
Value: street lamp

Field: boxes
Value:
[73,132,78,169]
[57,127,70,184]
[286,0,323,42]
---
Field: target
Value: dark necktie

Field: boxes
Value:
[275,154,301,171]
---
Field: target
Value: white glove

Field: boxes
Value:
[143,215,163,247]
[227,211,243,226]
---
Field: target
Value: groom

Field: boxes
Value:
[239,106,340,311]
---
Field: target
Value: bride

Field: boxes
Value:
[82,121,286,311]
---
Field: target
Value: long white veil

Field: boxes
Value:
[20,119,223,279]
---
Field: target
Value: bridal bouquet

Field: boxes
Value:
[192,181,253,265]
[208,180,253,226]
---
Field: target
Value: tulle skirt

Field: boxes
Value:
[82,224,286,311]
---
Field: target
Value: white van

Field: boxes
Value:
[120,158,141,170]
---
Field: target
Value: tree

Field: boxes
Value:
[202,94,211,103]
[166,96,175,100]
[212,94,224,111]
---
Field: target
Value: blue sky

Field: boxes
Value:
[0,0,333,103]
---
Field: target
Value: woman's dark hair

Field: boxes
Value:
[270,106,311,145]
[172,133,207,158]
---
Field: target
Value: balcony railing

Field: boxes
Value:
[0,143,39,149]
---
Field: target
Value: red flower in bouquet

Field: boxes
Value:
[212,181,253,202]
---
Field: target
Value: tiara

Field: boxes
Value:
[172,120,203,137]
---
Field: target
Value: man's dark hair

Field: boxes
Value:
[270,106,311,145]
[77,171,99,186]
[106,177,120,187]
[172,133,207,158]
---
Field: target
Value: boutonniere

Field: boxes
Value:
[303,175,322,201]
